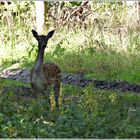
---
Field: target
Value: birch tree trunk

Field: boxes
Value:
[35,1,49,34]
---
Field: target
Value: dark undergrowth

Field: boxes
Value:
[0,79,140,138]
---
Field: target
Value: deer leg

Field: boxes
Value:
[53,81,60,109]
[43,86,51,108]
[31,84,39,102]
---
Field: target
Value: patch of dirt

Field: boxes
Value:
[0,68,30,83]
[62,73,140,93]
[0,68,140,93]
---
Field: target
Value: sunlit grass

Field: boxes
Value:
[0,25,140,84]
[0,1,140,85]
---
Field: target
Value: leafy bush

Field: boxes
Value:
[0,80,140,138]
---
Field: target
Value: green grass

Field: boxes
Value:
[1,23,140,84]
[0,79,140,138]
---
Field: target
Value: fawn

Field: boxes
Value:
[30,29,61,109]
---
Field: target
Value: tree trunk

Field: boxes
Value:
[138,2,140,21]
[35,1,49,34]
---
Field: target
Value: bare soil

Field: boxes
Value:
[0,68,140,94]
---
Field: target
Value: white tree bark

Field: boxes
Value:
[35,1,48,34]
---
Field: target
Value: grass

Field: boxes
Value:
[1,22,140,84]
[0,79,140,138]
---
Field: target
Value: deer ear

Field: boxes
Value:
[46,30,55,39]
[32,30,39,40]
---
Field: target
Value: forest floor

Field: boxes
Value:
[0,67,140,94]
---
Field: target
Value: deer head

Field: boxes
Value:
[32,29,55,49]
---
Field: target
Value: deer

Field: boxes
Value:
[30,29,61,109]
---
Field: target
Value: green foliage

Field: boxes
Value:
[0,1,140,84]
[0,79,140,138]
[52,43,66,57]
[64,2,82,7]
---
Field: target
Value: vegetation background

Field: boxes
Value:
[0,1,140,138]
